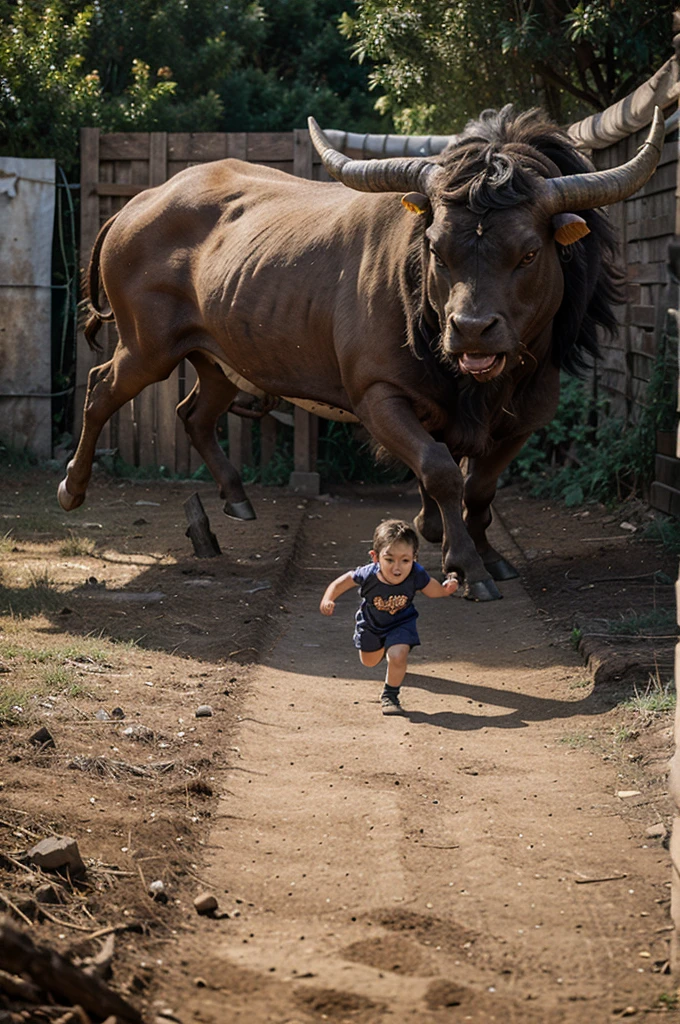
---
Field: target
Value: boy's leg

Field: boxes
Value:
[380,643,410,715]
[385,644,409,688]
[360,649,385,667]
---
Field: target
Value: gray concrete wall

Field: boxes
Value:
[0,157,55,458]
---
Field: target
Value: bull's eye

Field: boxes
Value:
[518,249,538,267]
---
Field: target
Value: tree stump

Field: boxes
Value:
[184,493,221,558]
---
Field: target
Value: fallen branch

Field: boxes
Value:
[0,917,143,1023]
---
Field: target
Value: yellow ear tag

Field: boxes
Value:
[553,212,590,245]
[401,192,430,215]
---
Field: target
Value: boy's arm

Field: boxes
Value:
[320,571,358,615]
[421,573,458,599]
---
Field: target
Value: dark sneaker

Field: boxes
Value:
[381,689,405,715]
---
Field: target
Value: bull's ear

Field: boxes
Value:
[553,212,590,245]
[401,192,430,215]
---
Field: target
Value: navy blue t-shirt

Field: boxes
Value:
[351,561,430,635]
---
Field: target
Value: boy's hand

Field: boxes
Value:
[320,597,335,616]
[442,573,459,595]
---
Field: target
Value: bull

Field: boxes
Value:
[58,105,664,600]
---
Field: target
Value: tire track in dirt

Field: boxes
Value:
[171,494,672,1023]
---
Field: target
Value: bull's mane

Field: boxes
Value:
[406,104,625,391]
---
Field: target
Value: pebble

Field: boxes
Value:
[195,705,213,718]
[645,822,667,839]
[193,891,218,915]
[28,835,86,876]
[616,790,641,799]
[95,708,110,721]
[111,707,125,719]
[122,725,154,742]
[148,880,168,903]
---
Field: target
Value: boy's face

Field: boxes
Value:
[370,540,415,585]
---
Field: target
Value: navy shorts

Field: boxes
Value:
[354,621,420,653]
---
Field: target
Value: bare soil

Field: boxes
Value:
[0,468,677,1023]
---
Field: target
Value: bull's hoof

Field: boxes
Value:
[485,558,519,581]
[57,478,84,512]
[464,578,502,602]
[223,499,256,521]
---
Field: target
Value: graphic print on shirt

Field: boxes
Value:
[372,594,409,615]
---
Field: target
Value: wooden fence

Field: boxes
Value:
[590,119,680,512]
[77,128,327,486]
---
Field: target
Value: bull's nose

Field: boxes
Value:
[449,312,499,344]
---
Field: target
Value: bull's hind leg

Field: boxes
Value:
[177,352,255,520]
[463,436,533,581]
[58,344,178,511]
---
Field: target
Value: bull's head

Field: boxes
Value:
[308,109,664,382]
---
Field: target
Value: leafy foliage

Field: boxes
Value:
[343,0,675,131]
[0,0,386,169]
[510,324,678,508]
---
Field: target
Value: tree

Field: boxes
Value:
[0,0,385,170]
[341,0,676,133]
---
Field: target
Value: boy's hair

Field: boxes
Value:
[372,519,419,557]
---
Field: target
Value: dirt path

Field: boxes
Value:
[166,494,673,1023]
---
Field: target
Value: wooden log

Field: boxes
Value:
[183,493,221,558]
[0,917,142,1024]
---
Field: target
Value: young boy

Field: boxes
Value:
[319,519,458,715]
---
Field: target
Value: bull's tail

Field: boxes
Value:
[83,214,118,351]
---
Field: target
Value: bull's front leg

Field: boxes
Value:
[464,432,533,581]
[356,387,500,601]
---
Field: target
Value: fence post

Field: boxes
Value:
[75,128,101,442]
[668,240,680,971]
[289,128,320,496]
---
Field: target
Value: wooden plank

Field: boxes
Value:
[75,128,102,442]
[149,132,167,189]
[167,133,228,161]
[627,214,675,241]
[294,128,313,179]
[227,411,253,475]
[260,415,277,475]
[630,305,658,329]
[99,134,150,160]
[227,133,247,160]
[293,405,318,473]
[650,481,680,516]
[629,262,669,285]
[247,134,294,162]
[95,183,147,197]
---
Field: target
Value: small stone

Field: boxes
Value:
[148,879,168,903]
[194,977,208,987]
[95,708,110,721]
[111,707,125,719]
[193,891,218,915]
[29,726,55,748]
[28,836,86,876]
[0,661,10,673]
[122,725,154,742]
[617,790,641,799]
[645,822,667,839]
[195,705,213,718]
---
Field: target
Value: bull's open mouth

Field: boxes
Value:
[458,353,507,381]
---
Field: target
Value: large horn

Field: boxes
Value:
[308,117,443,195]
[544,106,664,213]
